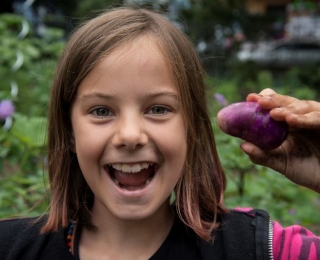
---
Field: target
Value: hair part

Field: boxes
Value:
[43,7,227,241]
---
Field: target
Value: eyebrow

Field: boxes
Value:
[79,92,114,102]
[145,91,180,101]
[79,90,180,102]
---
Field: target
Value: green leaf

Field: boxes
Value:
[10,113,47,148]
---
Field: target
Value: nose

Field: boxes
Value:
[112,114,148,150]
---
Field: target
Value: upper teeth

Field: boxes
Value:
[111,163,151,173]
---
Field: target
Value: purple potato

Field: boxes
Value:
[216,101,289,150]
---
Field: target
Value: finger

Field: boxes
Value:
[246,93,260,102]
[285,112,320,129]
[257,94,298,110]
[246,88,277,102]
[271,100,320,116]
[247,90,298,111]
[258,88,277,95]
[270,100,320,121]
[240,142,285,173]
[240,142,266,159]
[247,88,277,101]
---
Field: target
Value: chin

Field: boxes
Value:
[114,208,155,222]
[112,201,172,223]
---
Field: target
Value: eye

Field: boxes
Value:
[148,106,169,115]
[91,107,113,117]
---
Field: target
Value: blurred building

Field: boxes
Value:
[246,0,292,14]
[247,0,320,41]
[246,0,319,14]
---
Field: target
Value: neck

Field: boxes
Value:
[79,201,175,260]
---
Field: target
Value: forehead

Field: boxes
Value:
[75,35,179,98]
[114,37,167,70]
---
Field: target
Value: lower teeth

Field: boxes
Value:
[113,179,120,185]
[113,177,153,190]
[120,185,146,191]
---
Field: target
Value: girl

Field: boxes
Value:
[1,7,320,260]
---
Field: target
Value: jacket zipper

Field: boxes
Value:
[268,219,274,260]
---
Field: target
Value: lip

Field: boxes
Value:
[104,164,158,198]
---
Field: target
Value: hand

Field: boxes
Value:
[241,88,320,193]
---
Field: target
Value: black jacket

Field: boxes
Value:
[0,209,270,260]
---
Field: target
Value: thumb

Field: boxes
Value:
[240,142,284,173]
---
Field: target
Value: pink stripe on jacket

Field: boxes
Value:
[273,221,320,260]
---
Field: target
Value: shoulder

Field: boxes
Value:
[220,208,270,244]
[0,216,49,260]
[0,215,42,228]
[198,208,271,260]
[220,207,270,226]
[0,216,45,239]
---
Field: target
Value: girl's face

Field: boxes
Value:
[71,37,187,222]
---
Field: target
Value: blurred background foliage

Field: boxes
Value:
[0,0,319,234]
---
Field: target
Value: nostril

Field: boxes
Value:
[112,128,148,149]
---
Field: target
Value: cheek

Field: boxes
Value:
[157,121,187,169]
[168,133,187,160]
[73,123,106,164]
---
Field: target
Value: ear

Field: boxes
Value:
[70,132,76,153]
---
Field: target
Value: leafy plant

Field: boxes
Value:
[0,10,319,236]
[0,13,63,218]
[208,73,320,234]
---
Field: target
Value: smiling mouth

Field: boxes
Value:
[108,163,155,191]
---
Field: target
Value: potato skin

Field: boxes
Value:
[216,101,289,150]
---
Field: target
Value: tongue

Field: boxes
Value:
[114,167,153,187]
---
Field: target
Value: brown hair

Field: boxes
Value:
[43,7,227,241]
